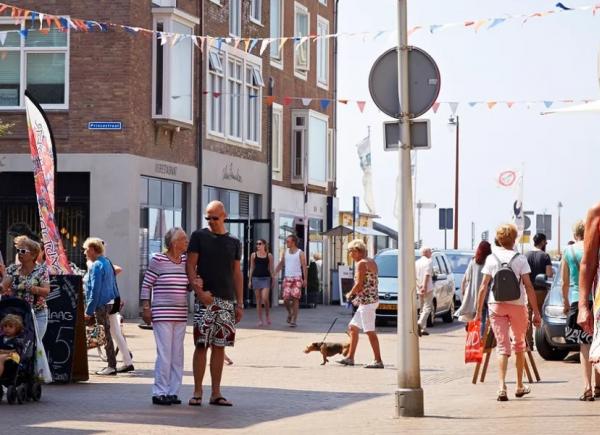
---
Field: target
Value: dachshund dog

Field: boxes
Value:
[304,342,350,365]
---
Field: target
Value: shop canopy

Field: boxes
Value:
[542,100,600,114]
[322,225,387,237]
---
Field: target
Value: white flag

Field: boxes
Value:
[356,135,376,214]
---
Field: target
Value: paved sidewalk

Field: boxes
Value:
[3,305,600,434]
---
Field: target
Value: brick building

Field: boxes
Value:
[0,0,339,313]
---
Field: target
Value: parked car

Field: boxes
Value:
[374,249,456,326]
[535,261,576,361]
[442,250,474,307]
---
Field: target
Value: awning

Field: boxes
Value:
[542,100,600,115]
[322,225,387,237]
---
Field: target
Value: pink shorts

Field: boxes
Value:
[282,277,303,300]
[489,303,529,356]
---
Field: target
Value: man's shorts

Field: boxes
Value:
[349,302,379,332]
[282,277,303,300]
[193,297,236,348]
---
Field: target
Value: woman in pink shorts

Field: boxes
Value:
[475,224,541,402]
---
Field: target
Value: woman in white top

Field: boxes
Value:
[475,224,541,402]
[274,235,307,327]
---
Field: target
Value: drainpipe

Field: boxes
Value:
[267,77,274,249]
[196,0,205,226]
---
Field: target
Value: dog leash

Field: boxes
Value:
[320,317,338,343]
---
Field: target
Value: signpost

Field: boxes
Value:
[438,208,454,249]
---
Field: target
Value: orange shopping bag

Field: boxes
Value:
[465,320,483,364]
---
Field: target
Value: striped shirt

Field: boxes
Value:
[140,253,189,322]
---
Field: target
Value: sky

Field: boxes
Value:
[336,0,600,252]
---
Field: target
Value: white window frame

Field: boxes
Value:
[229,0,241,37]
[272,103,283,181]
[206,44,263,150]
[316,16,329,89]
[319,0,327,5]
[291,109,329,187]
[294,2,310,80]
[209,0,222,5]
[269,0,284,70]
[250,0,262,24]
[227,57,243,141]
[327,128,336,182]
[0,18,70,111]
[207,50,225,136]
[152,8,198,126]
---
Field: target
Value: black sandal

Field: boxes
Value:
[209,396,233,406]
[497,390,508,402]
[580,389,595,402]
[594,386,600,399]
[188,396,202,406]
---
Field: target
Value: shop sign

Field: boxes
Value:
[155,163,177,176]
[88,121,122,130]
[222,162,242,183]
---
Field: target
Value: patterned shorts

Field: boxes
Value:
[193,298,236,348]
[282,277,303,300]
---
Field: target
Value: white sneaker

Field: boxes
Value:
[96,367,117,376]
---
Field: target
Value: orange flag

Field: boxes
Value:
[265,96,276,106]
[487,102,497,109]
[357,101,366,113]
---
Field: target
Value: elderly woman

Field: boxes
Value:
[475,224,541,401]
[1,236,50,338]
[337,239,383,368]
[83,237,120,376]
[141,227,189,406]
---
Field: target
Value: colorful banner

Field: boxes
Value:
[356,135,376,214]
[24,91,71,275]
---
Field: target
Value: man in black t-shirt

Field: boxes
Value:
[525,233,554,349]
[186,200,243,407]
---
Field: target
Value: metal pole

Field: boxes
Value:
[417,201,421,249]
[444,228,447,250]
[557,201,562,256]
[453,115,460,249]
[395,0,424,418]
[471,222,475,250]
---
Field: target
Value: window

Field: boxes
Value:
[207,46,264,147]
[292,110,329,186]
[327,128,335,181]
[250,0,262,23]
[230,0,241,37]
[270,0,283,62]
[152,8,198,126]
[316,17,329,88]
[0,20,68,109]
[272,104,283,179]
[319,0,327,5]
[294,2,310,77]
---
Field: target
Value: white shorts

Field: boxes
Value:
[349,303,379,332]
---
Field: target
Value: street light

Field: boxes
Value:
[448,115,459,250]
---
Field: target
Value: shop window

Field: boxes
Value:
[0,20,68,109]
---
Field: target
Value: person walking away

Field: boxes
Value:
[525,233,554,349]
[274,235,307,327]
[337,240,383,368]
[475,224,541,401]
[456,241,492,323]
[141,227,189,405]
[187,201,243,407]
[562,220,600,400]
[83,237,120,376]
[249,239,274,326]
[415,247,435,336]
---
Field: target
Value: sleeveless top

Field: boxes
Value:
[252,254,270,277]
[563,243,589,304]
[284,249,303,277]
[356,269,379,306]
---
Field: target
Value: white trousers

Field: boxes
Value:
[417,291,435,330]
[109,313,133,366]
[152,321,186,397]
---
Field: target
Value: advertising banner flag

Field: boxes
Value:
[24,90,71,274]
[356,135,376,214]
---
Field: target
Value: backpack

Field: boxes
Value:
[490,253,521,302]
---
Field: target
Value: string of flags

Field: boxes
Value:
[1,2,599,54]
[431,99,598,113]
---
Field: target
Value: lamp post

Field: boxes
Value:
[448,115,459,249]
[557,201,563,255]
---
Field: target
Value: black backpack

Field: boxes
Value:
[490,253,521,302]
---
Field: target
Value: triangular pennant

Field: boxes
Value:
[320,99,331,110]
[429,24,442,34]
[0,32,7,46]
[408,26,422,37]
[259,38,271,55]
[192,35,200,48]
[473,19,488,32]
[543,101,553,109]
[265,96,276,106]
[449,102,459,114]
[468,102,478,107]
[356,101,366,113]
[487,101,497,109]
[19,28,28,39]
[216,37,224,51]
[338,99,348,105]
[488,18,506,29]
[283,96,293,106]
[248,38,259,53]
[506,102,515,108]
[213,92,222,98]
[464,21,475,27]
[432,102,441,114]
[373,31,386,40]
[243,38,252,52]
[279,37,288,52]
[302,98,312,107]
[233,38,241,50]
[159,32,169,46]
[0,5,7,14]
[556,2,573,11]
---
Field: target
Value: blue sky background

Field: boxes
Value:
[337,0,600,252]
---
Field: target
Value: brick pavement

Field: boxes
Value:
[3,305,600,434]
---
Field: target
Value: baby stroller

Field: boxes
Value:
[0,297,42,404]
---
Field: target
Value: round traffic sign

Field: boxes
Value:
[368,47,441,119]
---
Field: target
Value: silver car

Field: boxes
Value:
[374,249,456,326]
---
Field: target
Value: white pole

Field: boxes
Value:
[395,0,424,418]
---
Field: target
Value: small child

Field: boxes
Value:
[0,314,24,378]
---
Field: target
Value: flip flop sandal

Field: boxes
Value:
[497,390,508,402]
[594,387,600,399]
[364,361,385,369]
[209,397,233,407]
[580,389,595,401]
[515,386,531,398]
[188,397,202,406]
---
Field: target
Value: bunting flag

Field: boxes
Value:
[24,91,72,275]
[356,101,366,113]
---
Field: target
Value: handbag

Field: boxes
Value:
[465,320,483,364]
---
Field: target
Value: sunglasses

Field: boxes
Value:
[204,216,220,221]
[256,242,263,246]
[16,248,30,255]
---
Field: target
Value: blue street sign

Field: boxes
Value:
[88,121,123,130]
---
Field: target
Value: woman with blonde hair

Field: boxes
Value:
[475,224,541,401]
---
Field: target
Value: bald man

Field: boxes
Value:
[186,201,243,407]
[415,247,434,336]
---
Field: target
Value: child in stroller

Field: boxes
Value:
[0,314,24,377]
[0,298,42,404]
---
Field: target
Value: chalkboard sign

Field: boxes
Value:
[43,275,87,383]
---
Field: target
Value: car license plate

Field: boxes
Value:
[379,303,396,311]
